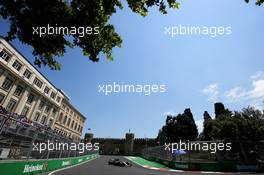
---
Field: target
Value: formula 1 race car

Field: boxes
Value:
[108,158,132,167]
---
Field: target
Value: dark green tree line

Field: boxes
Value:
[157,108,198,144]
[158,102,264,144]
[201,104,264,141]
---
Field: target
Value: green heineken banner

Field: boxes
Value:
[0,154,98,175]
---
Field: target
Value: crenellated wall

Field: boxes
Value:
[84,133,158,155]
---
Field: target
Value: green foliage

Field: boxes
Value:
[0,0,262,70]
[0,0,180,70]
[158,108,198,144]
[126,0,180,16]
[245,0,264,5]
[203,107,264,141]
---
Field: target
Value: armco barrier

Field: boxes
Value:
[0,153,99,175]
[142,156,264,172]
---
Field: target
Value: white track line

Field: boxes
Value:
[124,156,147,168]
[48,156,99,175]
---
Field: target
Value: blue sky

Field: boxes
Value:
[0,0,264,138]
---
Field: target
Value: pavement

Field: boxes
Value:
[45,155,258,175]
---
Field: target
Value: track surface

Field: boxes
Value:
[50,155,255,175]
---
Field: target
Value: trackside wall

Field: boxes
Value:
[0,153,99,175]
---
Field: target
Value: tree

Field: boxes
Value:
[200,111,212,140]
[157,108,198,143]
[203,111,211,121]
[214,102,231,118]
[0,0,180,70]
[245,0,264,5]
[1,1,261,70]
[176,110,198,141]
[202,105,264,141]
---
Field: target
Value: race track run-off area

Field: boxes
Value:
[46,155,254,175]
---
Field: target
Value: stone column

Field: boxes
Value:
[6,55,16,67]
[29,97,42,121]
[48,106,59,129]
[27,95,40,120]
[15,87,30,114]
[2,79,19,109]
[0,71,8,86]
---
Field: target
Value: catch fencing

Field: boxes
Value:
[142,141,264,164]
[0,114,96,160]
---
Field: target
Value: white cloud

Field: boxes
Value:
[250,71,264,80]
[224,71,264,109]
[248,79,264,99]
[201,83,219,102]
[225,87,247,103]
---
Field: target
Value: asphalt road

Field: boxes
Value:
[49,155,256,175]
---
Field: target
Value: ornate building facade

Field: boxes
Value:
[0,36,85,141]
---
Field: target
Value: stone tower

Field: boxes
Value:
[125,133,134,155]
[84,133,94,143]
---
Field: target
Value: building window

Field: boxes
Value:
[21,106,30,116]
[50,92,56,99]
[12,60,22,71]
[14,84,23,97]
[45,105,50,113]
[27,93,35,104]
[6,99,16,112]
[40,115,47,125]
[0,49,11,62]
[44,86,50,94]
[0,93,5,104]
[52,108,57,116]
[58,113,63,122]
[33,77,43,88]
[67,118,71,127]
[71,121,74,129]
[38,101,45,110]
[56,96,61,103]
[48,118,53,127]
[63,115,67,124]
[1,77,13,90]
[23,69,32,79]
[74,122,77,130]
[33,112,40,122]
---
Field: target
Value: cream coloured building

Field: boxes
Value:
[54,95,85,142]
[0,36,85,141]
